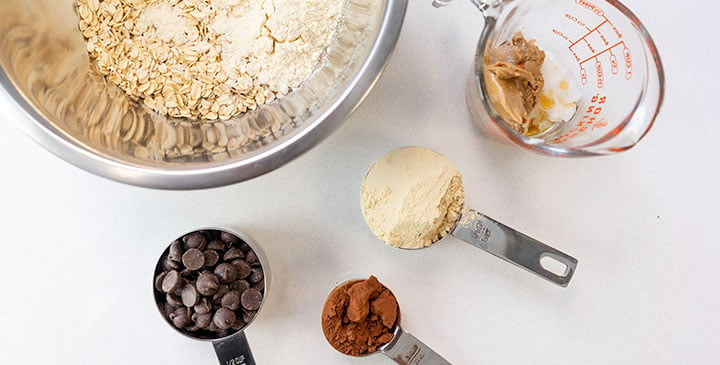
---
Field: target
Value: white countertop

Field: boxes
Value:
[1,1,718,364]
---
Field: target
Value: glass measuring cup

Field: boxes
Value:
[152,228,270,365]
[322,276,451,364]
[361,147,577,286]
[436,0,664,156]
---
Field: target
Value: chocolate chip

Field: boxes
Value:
[170,307,191,328]
[213,308,236,330]
[181,284,200,307]
[155,229,267,339]
[184,323,201,332]
[196,272,220,296]
[194,298,212,314]
[183,232,207,250]
[249,267,264,284]
[182,248,205,271]
[207,240,226,252]
[220,232,239,244]
[232,259,252,279]
[214,263,239,283]
[168,240,184,262]
[230,279,250,293]
[203,250,220,267]
[241,289,263,311]
[242,310,257,324]
[207,321,219,333]
[232,319,247,331]
[221,290,241,310]
[161,270,182,293]
[245,250,259,266]
[154,272,167,292]
[192,312,213,329]
[163,257,181,271]
[213,285,230,303]
[166,292,183,307]
[180,269,197,280]
[163,302,177,315]
[223,247,244,261]
[252,280,265,292]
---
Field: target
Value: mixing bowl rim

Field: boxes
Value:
[0,0,409,189]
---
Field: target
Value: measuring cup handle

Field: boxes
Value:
[451,209,578,287]
[432,0,504,13]
[381,326,452,365]
[212,331,256,365]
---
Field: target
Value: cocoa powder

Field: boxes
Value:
[321,276,399,356]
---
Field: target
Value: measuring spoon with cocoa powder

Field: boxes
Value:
[361,146,578,287]
[321,276,451,364]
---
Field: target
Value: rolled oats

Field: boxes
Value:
[76,0,344,121]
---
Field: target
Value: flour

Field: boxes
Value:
[211,0,344,95]
[137,2,193,44]
[361,147,465,249]
[77,0,346,120]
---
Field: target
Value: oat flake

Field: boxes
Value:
[76,0,345,120]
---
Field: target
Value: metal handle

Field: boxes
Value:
[212,331,256,365]
[431,0,456,7]
[451,209,578,287]
[380,326,452,365]
[431,0,503,12]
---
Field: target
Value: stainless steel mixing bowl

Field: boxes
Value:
[0,0,407,189]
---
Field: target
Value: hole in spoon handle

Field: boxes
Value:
[381,326,452,365]
[451,209,578,287]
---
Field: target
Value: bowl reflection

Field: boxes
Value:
[0,0,407,189]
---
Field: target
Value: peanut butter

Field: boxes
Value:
[484,32,546,135]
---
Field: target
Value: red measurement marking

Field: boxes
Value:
[590,94,607,103]
[575,0,605,17]
[586,105,603,115]
[602,14,623,39]
[569,20,608,48]
[565,13,590,30]
[601,14,613,25]
[597,29,609,46]
[592,119,608,130]
[552,28,573,43]
[609,51,618,74]
[550,94,608,144]
[577,117,594,126]
[623,46,633,80]
[580,66,588,85]
[569,46,581,62]
[595,60,604,88]
[583,38,596,53]
[579,41,625,64]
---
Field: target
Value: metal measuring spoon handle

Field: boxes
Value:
[380,326,452,365]
[213,332,256,365]
[451,209,577,287]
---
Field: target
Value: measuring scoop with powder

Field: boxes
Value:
[322,275,451,364]
[361,146,577,286]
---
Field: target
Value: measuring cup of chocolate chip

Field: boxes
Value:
[153,228,270,365]
[434,0,664,156]
[322,276,452,364]
[361,147,577,287]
